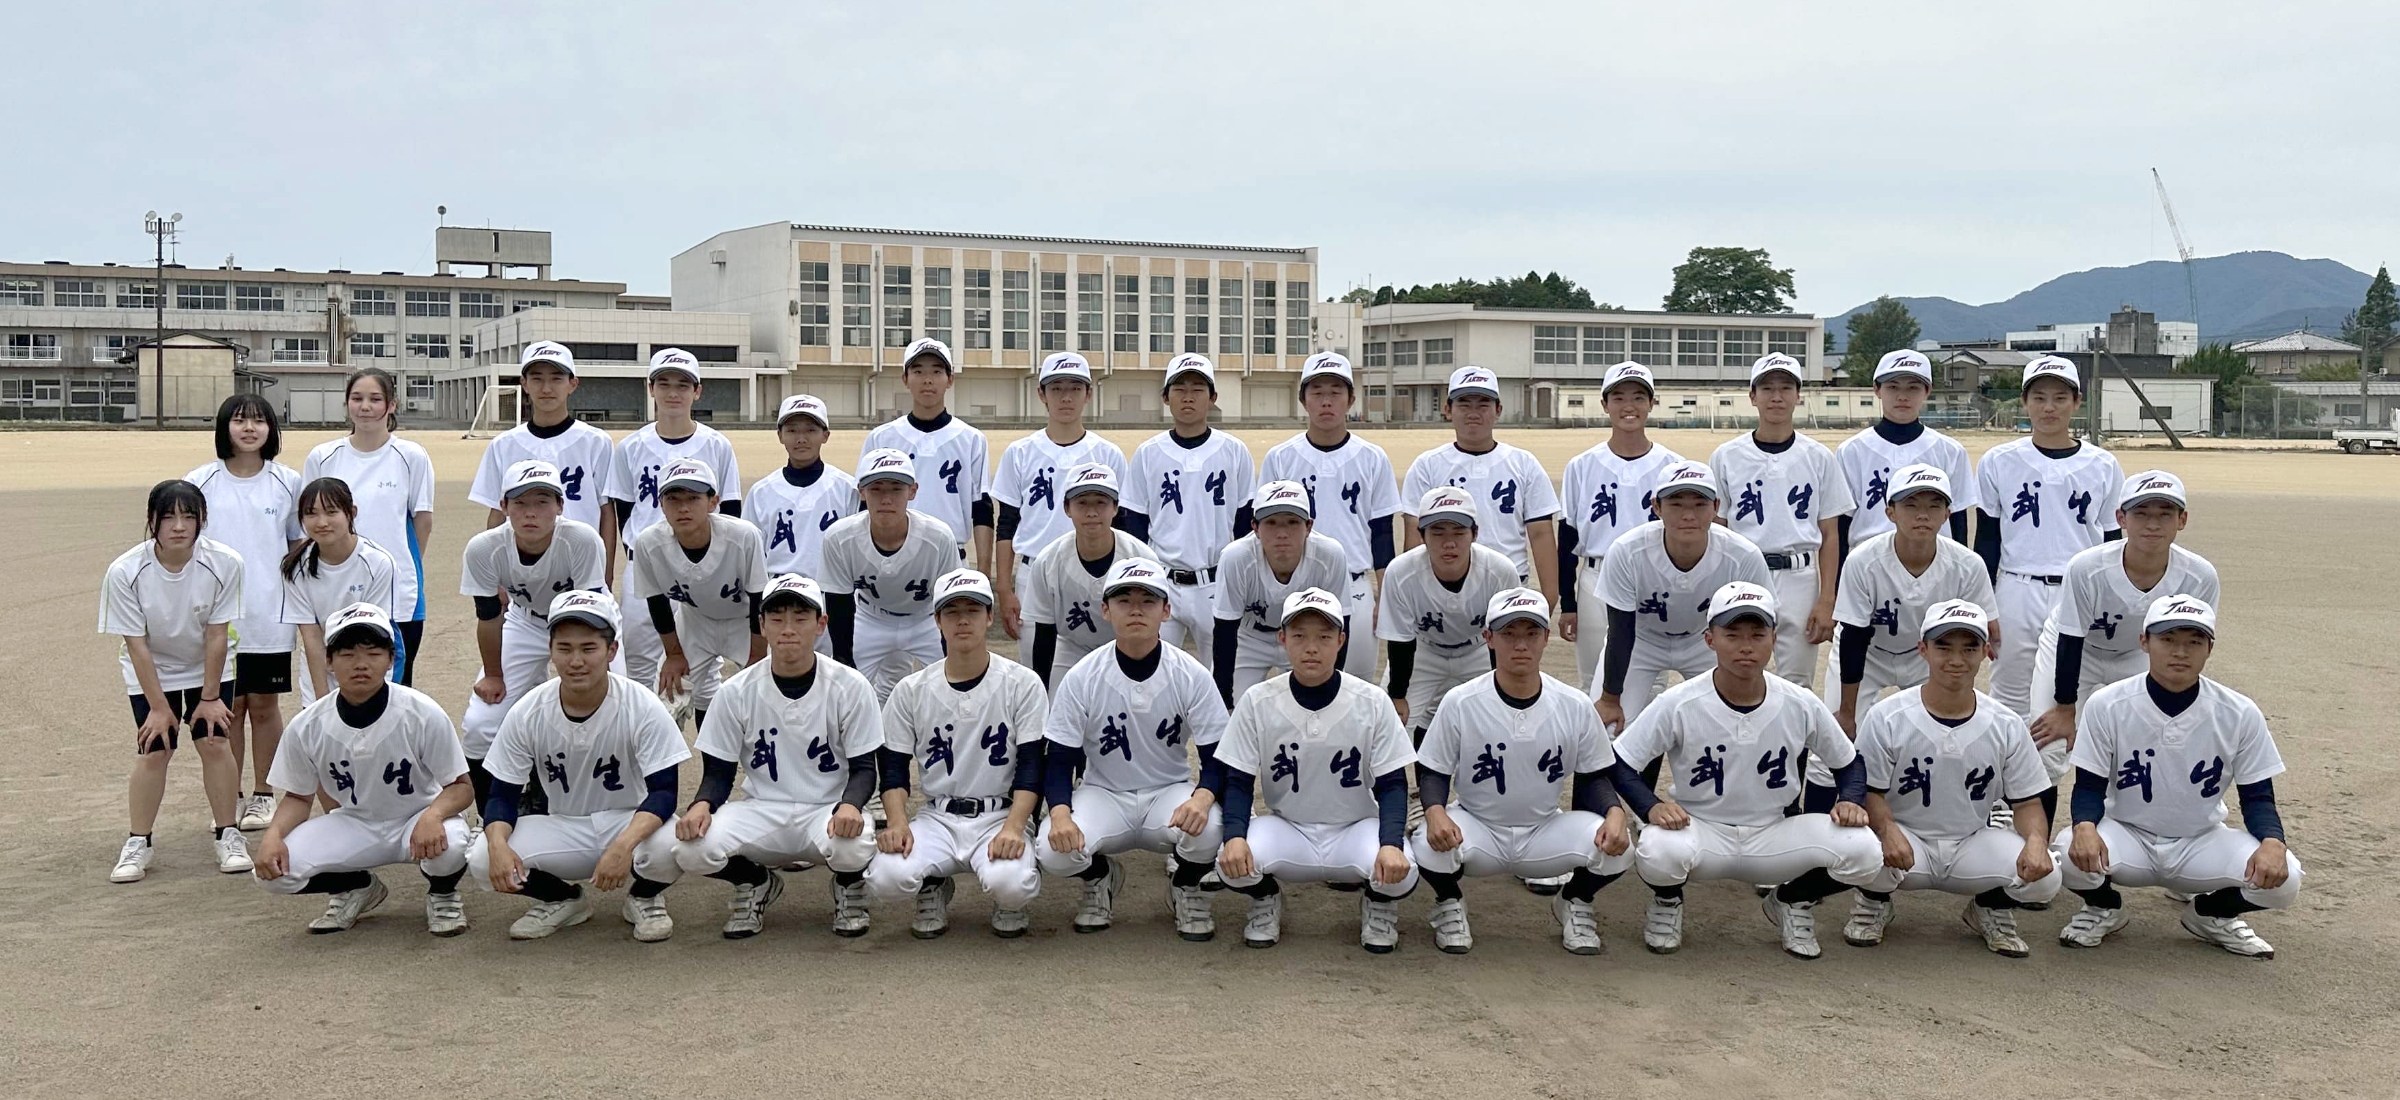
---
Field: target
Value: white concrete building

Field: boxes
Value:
[437,308,777,425]
[2007,319,2200,359]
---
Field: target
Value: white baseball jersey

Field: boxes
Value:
[1598,522,1772,649]
[301,437,435,618]
[1022,529,1155,646]
[991,431,1130,561]
[1857,688,2051,840]
[279,539,401,631]
[2052,543,2220,660]
[1128,428,1256,571]
[459,519,608,624]
[1375,544,1520,658]
[698,657,884,804]
[820,510,962,619]
[1419,672,1616,828]
[606,423,743,559]
[1835,425,1976,543]
[2069,676,2285,837]
[1707,433,1855,554]
[268,684,467,820]
[1975,439,2126,575]
[881,656,1049,801]
[859,413,988,546]
[1611,674,1854,827]
[484,673,690,818]
[746,464,860,580]
[184,460,303,654]
[99,537,244,692]
[1217,671,1413,826]
[1401,442,1561,577]
[1046,644,1228,792]
[468,419,617,530]
[1215,531,1351,636]
[1558,442,1684,560]
[1832,533,1996,656]
[626,514,770,626]
[1256,433,1399,575]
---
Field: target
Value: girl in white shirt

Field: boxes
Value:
[300,368,434,683]
[279,478,402,705]
[185,393,302,831]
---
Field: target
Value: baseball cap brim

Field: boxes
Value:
[777,407,829,428]
[324,621,396,651]
[1603,377,1656,397]
[1656,484,1718,502]
[1063,482,1117,501]
[935,588,993,611]
[1254,500,1310,521]
[547,607,618,635]
[2122,489,2185,509]
[659,475,717,496]
[1164,365,1214,387]
[761,588,824,614]
[1487,607,1549,632]
[2144,615,2214,638]
[1280,606,1344,631]
[1416,506,1476,530]
[521,356,575,377]
[859,470,915,487]
[1707,605,1776,629]
[1923,621,1989,643]
[1448,383,1500,400]
[502,479,564,500]
[1103,577,1172,601]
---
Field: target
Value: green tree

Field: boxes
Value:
[1839,297,1921,385]
[2177,343,2254,431]
[2297,360,2362,381]
[1339,287,1373,305]
[2340,265,2397,369]
[1663,246,1797,314]
[1367,271,1605,310]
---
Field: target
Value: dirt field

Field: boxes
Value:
[4,426,2392,1099]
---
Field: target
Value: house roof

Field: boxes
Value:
[2231,331,2360,354]
[1939,348,2037,367]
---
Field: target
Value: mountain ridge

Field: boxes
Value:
[1825,252,2372,349]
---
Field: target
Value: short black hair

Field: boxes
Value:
[145,479,208,538]
[213,393,283,461]
[324,625,394,656]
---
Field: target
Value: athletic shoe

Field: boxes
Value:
[1962,900,2030,958]
[1844,895,1894,947]
[1074,859,1125,933]
[1643,896,1685,954]
[624,894,673,942]
[1242,892,1282,948]
[214,827,253,875]
[990,907,1030,938]
[109,836,153,884]
[237,793,274,832]
[1427,897,1473,954]
[1763,894,1821,960]
[2179,906,2274,959]
[508,894,593,940]
[911,878,955,939]
[1752,883,1774,897]
[1359,892,1401,954]
[722,870,784,939]
[308,876,389,933]
[1171,884,1215,942]
[1199,867,1225,892]
[2057,904,2130,948]
[1552,893,1602,955]
[830,878,870,938]
[1521,873,1568,896]
[425,892,467,937]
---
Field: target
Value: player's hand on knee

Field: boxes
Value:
[409,815,452,860]
[192,698,233,739]
[1830,801,1869,829]
[1597,807,1631,856]
[1424,807,1463,853]
[1168,792,1213,837]
[1558,612,1577,643]
[1880,827,1915,871]
[1045,807,1084,854]
[676,802,713,842]
[658,653,689,701]
[136,708,176,752]
[2067,823,2108,875]
[2029,705,2076,747]
[255,833,288,880]
[2017,838,2054,884]
[1595,696,1624,734]
[988,830,1026,862]
[828,803,865,839]
[1373,845,1410,886]
[1647,801,1689,830]
[473,674,508,705]
[487,842,524,893]
[1218,838,1253,880]
[592,843,635,892]
[878,819,913,856]
[2247,839,2289,890]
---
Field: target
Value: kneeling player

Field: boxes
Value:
[676,575,882,938]
[1412,589,1632,955]
[253,603,473,935]
[1845,600,2060,957]
[2059,595,2301,958]
[1609,582,1881,959]
[459,459,609,806]
[466,592,688,941]
[1035,559,1228,939]
[1215,589,1418,952]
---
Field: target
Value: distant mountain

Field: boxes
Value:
[1826,252,2372,349]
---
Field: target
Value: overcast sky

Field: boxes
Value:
[8,2,2391,314]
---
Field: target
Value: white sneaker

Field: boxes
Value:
[1643,896,1685,954]
[830,878,871,938]
[2180,906,2274,959]
[911,878,954,939]
[990,906,1030,938]
[508,893,594,940]
[1763,894,1822,960]
[237,793,275,832]
[1359,892,1401,954]
[109,836,153,884]
[425,892,467,937]
[1552,893,1602,955]
[1521,873,1569,896]
[213,827,254,875]
[623,894,673,942]
[1844,895,1894,947]
[1242,891,1283,948]
[308,876,389,933]
[2058,904,2130,948]
[1963,900,2030,957]
[722,870,784,939]
[1073,860,1125,933]
[1428,897,1473,954]
[1171,883,1215,941]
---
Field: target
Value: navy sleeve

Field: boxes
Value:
[2104,527,2124,543]
[1369,514,1395,571]
[1835,514,1853,560]
[1232,503,1254,539]
[1030,623,1058,688]
[1336,618,1352,674]
[1117,508,1151,543]
[638,764,679,821]
[1839,622,1871,686]
[1970,509,1995,576]
[719,499,742,519]
[1385,639,1416,700]
[747,590,762,636]
[2054,633,2086,704]
[995,502,1021,542]
[1832,756,1866,806]
[1572,768,1621,815]
[827,592,857,666]
[693,753,736,811]
[1556,520,1581,612]
[473,595,505,621]
[1601,605,1637,696]
[647,593,678,638]
[484,778,526,829]
[1212,619,1239,706]
[1415,766,1451,809]
[1373,768,1408,849]
[1221,765,1256,840]
[1011,736,1046,796]
[841,752,877,810]
[2236,778,2285,843]
[2071,767,2108,825]
[613,499,634,527]
[1042,740,1084,807]
[877,747,914,794]
[1196,740,1226,799]
[972,494,994,530]
[1608,757,1662,819]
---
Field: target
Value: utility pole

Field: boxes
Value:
[143,211,181,427]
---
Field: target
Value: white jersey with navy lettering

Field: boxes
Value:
[2068,675,2285,837]
[99,537,246,693]
[698,657,884,805]
[1127,428,1256,572]
[185,460,304,654]
[1215,531,1351,636]
[1022,529,1155,647]
[278,539,402,632]
[484,673,690,818]
[1597,522,1772,650]
[1400,442,1561,577]
[469,419,617,531]
[1375,544,1521,658]
[1834,425,1977,544]
[819,510,962,620]
[1707,432,1855,554]
[459,519,608,625]
[1557,441,1684,560]
[745,464,860,580]
[992,430,1130,562]
[301,437,435,619]
[1857,687,2051,840]
[268,684,467,820]
[1216,671,1414,826]
[1975,438,2125,575]
[1256,433,1400,575]
[881,655,1049,801]
[859,413,988,547]
[2051,543,2220,660]
[1419,672,1615,828]
[625,514,770,625]
[1046,644,1229,793]
[1831,533,1996,655]
[1610,673,1854,828]
[606,423,743,560]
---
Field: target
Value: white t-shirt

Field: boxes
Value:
[1596,522,1772,650]
[697,657,884,805]
[1857,687,2052,839]
[1214,531,1351,637]
[1557,441,1684,560]
[1610,674,1854,828]
[484,674,690,818]
[820,510,964,620]
[1831,533,1997,659]
[1046,644,1229,793]
[1834,425,1977,544]
[859,413,988,547]
[1419,672,1615,828]
[469,419,617,531]
[99,537,245,692]
[2051,543,2220,660]
[881,655,1049,801]
[268,684,466,821]
[1127,428,1257,572]
[301,437,436,619]
[459,519,608,625]
[184,460,303,654]
[1256,433,1400,575]
[746,464,860,580]
[2070,676,2285,837]
[626,515,770,625]
[1975,438,2126,575]
[991,430,1130,562]
[1217,671,1414,826]
[279,539,402,631]
[606,423,743,560]
[1375,544,1521,658]
[1022,529,1155,648]
[1401,442,1561,578]
[1707,432,1855,555]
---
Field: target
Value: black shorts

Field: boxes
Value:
[129,682,237,754]
[234,652,293,695]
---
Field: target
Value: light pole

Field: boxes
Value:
[143,211,181,427]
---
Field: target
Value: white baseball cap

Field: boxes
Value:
[858,448,916,486]
[1920,599,1991,643]
[1165,352,1216,390]
[1447,365,1501,401]
[1874,349,1932,384]
[519,340,576,376]
[2143,593,2217,638]
[501,459,565,500]
[547,590,620,635]
[1101,557,1173,601]
[323,602,396,650]
[1415,485,1478,530]
[1253,479,1313,522]
[1749,352,1802,386]
[1300,351,1354,388]
[1601,361,1656,398]
[1061,462,1119,502]
[761,573,825,614]
[648,347,701,383]
[776,393,830,429]
[1652,460,1720,502]
[1705,581,1777,629]
[1038,352,1093,388]
[932,568,993,611]
[1279,587,1346,630]
[903,337,956,373]
[2120,469,2187,510]
[1888,463,1953,506]
[1484,587,1550,632]
[2022,354,2083,393]
[657,457,718,496]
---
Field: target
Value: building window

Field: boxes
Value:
[459,290,503,319]
[1718,397,1735,407]
[54,279,105,307]
[350,332,390,359]
[1362,342,1388,368]
[403,289,450,317]
[922,266,952,345]
[0,378,27,404]
[33,377,62,402]
[1217,280,1243,356]
[1252,279,1277,354]
[4,334,61,360]
[271,337,325,363]
[1582,326,1626,365]
[2335,402,2364,420]
[1768,328,1810,361]
[1000,270,1030,350]
[92,334,137,362]
[1676,328,1719,368]
[883,265,912,345]
[564,342,637,362]
[117,281,159,310]
[1424,337,1454,366]
[177,282,228,310]
[840,263,874,346]
[406,374,435,403]
[0,279,41,306]
[1721,327,1764,365]
[510,298,554,312]
[235,284,285,312]
[959,267,992,349]
[69,378,106,406]
[792,261,829,346]
[404,333,450,359]
[1285,282,1309,317]
[1391,340,1418,367]
[1629,326,1673,365]
[458,335,476,359]
[1076,272,1105,352]
[349,287,395,316]
[1038,271,1067,352]
[1534,324,1579,365]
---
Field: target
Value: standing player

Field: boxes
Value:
[1210,480,1350,705]
[1214,588,1418,951]
[1590,462,1772,733]
[301,367,435,683]
[188,393,303,831]
[1709,353,1854,688]
[623,459,769,727]
[1411,589,1633,955]
[1022,463,1155,688]
[676,575,884,939]
[1257,352,1399,684]
[748,394,858,614]
[866,570,1050,938]
[467,341,619,561]
[1606,582,1883,958]
[1378,486,1521,740]
[607,347,743,690]
[1975,356,2125,722]
[859,337,991,572]
[820,450,961,701]
[251,603,473,935]
[1400,365,1561,606]
[457,460,609,807]
[1558,361,1685,688]
[2059,595,2302,958]
[1121,353,1255,667]
[278,479,402,705]
[1845,600,2060,957]
[992,352,1130,638]
[1835,349,1975,550]
[1034,559,1228,939]
[1827,465,1997,737]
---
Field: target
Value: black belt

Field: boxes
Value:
[1167,567,1215,585]
[939,796,1010,817]
[1763,551,1815,570]
[1019,554,1034,566]
[2008,571,2065,585]
[1350,570,1368,581]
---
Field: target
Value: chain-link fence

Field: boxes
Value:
[2213,383,2329,440]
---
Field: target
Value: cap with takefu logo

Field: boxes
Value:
[2143,593,2216,638]
[761,573,825,613]
[502,459,565,500]
[1485,587,1550,632]
[1253,479,1313,521]
[1061,462,1119,502]
[1653,460,1719,501]
[1705,581,1777,628]
[932,568,993,610]
[1101,557,1172,601]
[2022,354,2083,393]
[1602,361,1657,397]
[657,457,718,496]
[1165,352,1216,388]
[1415,485,1478,530]
[648,347,701,382]
[1749,352,1802,385]
[546,590,620,634]
[776,393,830,429]
[2120,469,2187,510]
[1874,349,1932,383]
[324,602,396,649]
[1038,352,1093,387]
[1280,586,1346,630]
[904,337,956,373]
[1888,463,1952,505]
[858,448,916,486]
[1920,598,1991,642]
[520,340,576,375]
[1447,365,1500,400]
[1300,351,1353,387]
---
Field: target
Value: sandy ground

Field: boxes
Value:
[3,426,2393,1099]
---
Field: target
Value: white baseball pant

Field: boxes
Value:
[1227,631,1290,699]
[675,799,876,877]
[2029,623,2146,780]
[864,807,1041,909]
[1399,647,1489,736]
[1594,639,1715,732]
[461,613,628,758]
[1857,823,2062,903]
[1159,575,1218,671]
[1811,646,1924,789]
[1991,571,2064,719]
[1763,560,1824,688]
[464,807,682,887]
[1633,814,1882,889]
[852,609,942,703]
[1219,816,1421,896]
[1343,571,1379,682]
[255,807,471,894]
[1571,559,1607,688]
[1034,782,1221,877]
[1410,806,1634,879]
[1045,635,1106,690]
[2057,820,2302,910]
[670,611,752,712]
[622,599,665,693]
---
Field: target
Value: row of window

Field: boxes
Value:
[3,331,473,363]
[795,263,1311,355]
[1530,325,1812,368]
[1358,338,1457,369]
[0,375,138,406]
[0,278,551,318]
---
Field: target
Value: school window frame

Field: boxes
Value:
[116,280,159,310]
[1721,327,1764,366]
[270,337,326,363]
[1676,327,1718,368]
[1629,326,1673,364]
[176,281,228,310]
[1363,341,1388,369]
[405,374,436,402]
[4,333,62,360]
[1533,324,1578,365]
[403,289,451,317]
[234,284,286,312]
[459,290,504,319]
[1581,326,1625,365]
[1423,337,1454,366]
[350,332,390,359]
[348,286,395,315]
[0,279,41,306]
[404,333,450,359]
[1390,339,1418,367]
[54,279,105,307]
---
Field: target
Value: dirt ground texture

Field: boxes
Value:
[3,426,2393,1100]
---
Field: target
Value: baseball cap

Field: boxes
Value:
[903,337,956,373]
[1887,463,1953,506]
[2022,354,2083,393]
[1279,587,1346,631]
[1446,365,1501,401]
[1101,558,1173,601]
[1061,462,1119,502]
[932,568,993,612]
[2143,593,2217,638]
[1300,351,1354,388]
[2120,469,2187,510]
[858,448,916,486]
[776,393,830,429]
[501,459,565,500]
[648,347,701,383]
[1415,485,1478,530]
[1749,352,1802,386]
[1037,352,1093,388]
[519,340,576,376]
[323,602,396,651]
[657,457,718,496]
[1920,599,1991,643]
[1652,460,1720,502]
[1874,349,1932,384]
[760,573,825,615]
[1165,352,1216,390]
[1485,587,1550,632]
[1704,581,1777,629]
[1253,479,1313,522]
[546,590,620,635]
[1601,361,1657,398]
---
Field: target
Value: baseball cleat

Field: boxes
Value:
[237,793,275,832]
[1428,897,1473,954]
[1844,896,1894,947]
[1171,884,1215,941]
[1643,896,1685,954]
[2179,907,2274,959]
[1552,893,1603,955]
[1521,873,1568,896]
[1963,900,2029,958]
[109,836,153,884]
[1073,860,1125,933]
[424,892,467,937]
[830,878,871,937]
[624,894,674,942]
[990,907,1030,938]
[308,876,389,934]
[911,878,954,939]
[1198,868,1225,892]
[1359,893,1401,954]
[722,870,784,939]
[2057,904,2130,948]
[214,827,253,875]
[509,893,594,940]
[1242,892,1282,948]
[1763,894,1822,960]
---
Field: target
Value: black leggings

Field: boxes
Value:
[396,619,425,686]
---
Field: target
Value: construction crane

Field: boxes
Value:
[2152,168,2199,332]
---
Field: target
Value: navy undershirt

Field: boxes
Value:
[1170,427,1212,449]
[2146,676,2201,717]
[772,666,818,700]
[779,460,826,487]
[1290,673,1340,711]
[1749,432,1795,455]
[1872,419,1925,445]
[334,684,391,728]
[907,411,953,433]
[525,416,575,439]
